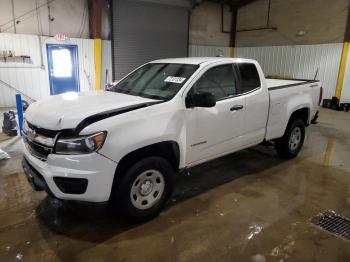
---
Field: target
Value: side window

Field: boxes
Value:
[235,63,261,94]
[191,64,237,101]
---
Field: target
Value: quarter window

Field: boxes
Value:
[191,64,236,101]
[235,63,261,94]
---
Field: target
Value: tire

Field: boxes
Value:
[114,156,174,221]
[275,119,305,159]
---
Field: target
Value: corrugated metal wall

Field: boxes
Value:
[101,40,113,87]
[189,43,344,100]
[112,0,189,80]
[341,46,350,103]
[0,33,95,107]
[236,44,343,100]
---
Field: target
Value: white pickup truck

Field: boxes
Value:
[22,57,322,220]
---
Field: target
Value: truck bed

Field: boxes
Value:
[264,78,321,141]
[266,78,318,90]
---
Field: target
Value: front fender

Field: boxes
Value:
[79,100,187,168]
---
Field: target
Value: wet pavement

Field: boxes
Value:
[0,108,350,261]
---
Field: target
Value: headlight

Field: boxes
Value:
[55,132,107,155]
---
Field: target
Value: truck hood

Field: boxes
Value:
[25,91,159,130]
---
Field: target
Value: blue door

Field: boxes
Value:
[47,44,80,95]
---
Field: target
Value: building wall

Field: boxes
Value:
[236,0,349,47]
[189,44,230,57]
[188,43,344,100]
[235,44,343,100]
[189,0,349,47]
[189,0,350,102]
[189,1,231,46]
[341,46,350,103]
[0,0,91,38]
[101,40,112,87]
[0,33,95,107]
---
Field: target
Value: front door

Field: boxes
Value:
[185,63,246,165]
[47,44,79,95]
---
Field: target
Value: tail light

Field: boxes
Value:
[319,86,323,105]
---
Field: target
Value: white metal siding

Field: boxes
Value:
[0,0,90,39]
[189,45,230,57]
[101,40,113,87]
[341,45,350,103]
[236,44,343,100]
[189,44,343,100]
[0,33,95,107]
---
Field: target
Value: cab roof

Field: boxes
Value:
[150,57,256,66]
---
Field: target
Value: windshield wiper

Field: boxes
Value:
[111,87,138,96]
[138,93,168,101]
[110,86,166,101]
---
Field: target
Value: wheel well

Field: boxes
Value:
[289,108,309,126]
[111,141,180,193]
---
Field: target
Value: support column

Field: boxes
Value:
[229,6,237,57]
[94,39,102,90]
[335,2,350,99]
[89,0,103,90]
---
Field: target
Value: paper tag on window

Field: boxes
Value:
[164,76,186,84]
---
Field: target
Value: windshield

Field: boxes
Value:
[110,63,199,100]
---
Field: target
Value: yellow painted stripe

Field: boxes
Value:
[229,47,235,57]
[335,41,349,99]
[94,38,102,90]
[323,138,334,167]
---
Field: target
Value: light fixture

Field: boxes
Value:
[296,30,306,37]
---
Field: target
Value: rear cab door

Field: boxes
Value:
[233,62,269,146]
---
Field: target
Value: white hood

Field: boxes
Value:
[25,91,158,130]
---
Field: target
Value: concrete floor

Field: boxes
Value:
[0,108,350,261]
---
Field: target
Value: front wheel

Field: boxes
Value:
[275,119,305,159]
[114,156,174,221]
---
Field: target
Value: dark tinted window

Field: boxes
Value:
[191,64,236,101]
[235,63,260,94]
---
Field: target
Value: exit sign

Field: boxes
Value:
[55,33,68,41]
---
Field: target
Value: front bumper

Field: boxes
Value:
[22,140,118,202]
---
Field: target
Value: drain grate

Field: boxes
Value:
[311,211,350,240]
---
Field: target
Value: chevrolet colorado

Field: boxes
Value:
[22,57,322,220]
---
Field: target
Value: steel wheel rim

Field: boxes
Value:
[130,169,165,210]
[289,126,302,151]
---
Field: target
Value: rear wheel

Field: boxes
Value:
[115,156,174,221]
[275,119,305,159]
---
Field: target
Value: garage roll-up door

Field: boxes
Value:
[112,0,191,80]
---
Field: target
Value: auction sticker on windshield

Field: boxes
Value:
[164,76,186,84]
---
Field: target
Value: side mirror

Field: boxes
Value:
[105,83,114,91]
[187,92,216,108]
[105,81,119,91]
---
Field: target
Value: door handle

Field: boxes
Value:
[230,105,244,111]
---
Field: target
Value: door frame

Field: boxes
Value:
[183,62,247,165]
[46,44,80,95]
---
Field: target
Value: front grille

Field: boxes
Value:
[24,137,53,161]
[311,211,350,240]
[27,122,59,138]
[23,122,57,161]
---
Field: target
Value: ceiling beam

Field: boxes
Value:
[227,0,259,48]
[88,0,103,39]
